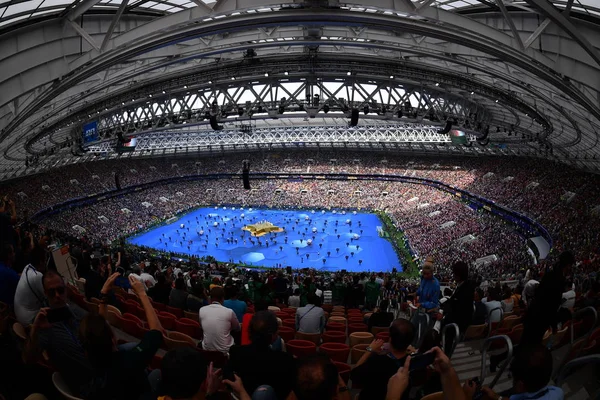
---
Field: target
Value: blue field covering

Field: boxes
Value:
[127,207,402,272]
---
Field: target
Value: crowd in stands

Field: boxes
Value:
[1,205,598,400]
[1,150,600,399]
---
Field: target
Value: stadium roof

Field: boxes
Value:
[1,0,600,178]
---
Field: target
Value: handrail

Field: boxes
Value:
[569,306,598,357]
[487,306,504,337]
[480,334,513,390]
[441,323,460,358]
[555,355,600,387]
[412,311,431,349]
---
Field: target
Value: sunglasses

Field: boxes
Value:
[47,286,66,297]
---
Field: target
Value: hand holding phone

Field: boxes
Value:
[409,352,436,371]
[46,307,72,324]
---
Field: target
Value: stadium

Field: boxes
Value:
[0,0,599,399]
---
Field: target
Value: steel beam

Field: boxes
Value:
[523,0,600,67]
[100,0,130,52]
[495,0,525,50]
[66,0,103,21]
[67,20,100,51]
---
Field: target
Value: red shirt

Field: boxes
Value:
[241,313,253,345]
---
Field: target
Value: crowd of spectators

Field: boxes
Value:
[1,175,599,400]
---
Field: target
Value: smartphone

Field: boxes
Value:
[47,307,72,324]
[409,352,436,371]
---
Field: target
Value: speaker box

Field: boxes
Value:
[350,108,359,127]
[210,115,223,130]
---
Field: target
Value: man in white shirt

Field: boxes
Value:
[199,287,240,353]
[130,264,156,289]
[14,247,47,326]
[561,281,576,310]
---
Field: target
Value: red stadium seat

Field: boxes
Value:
[322,331,347,344]
[348,323,368,334]
[122,312,144,326]
[166,306,184,319]
[319,343,350,363]
[150,355,163,371]
[175,318,202,339]
[326,322,346,333]
[157,312,177,330]
[283,319,296,329]
[376,331,390,341]
[282,308,297,315]
[286,340,317,358]
[121,318,145,338]
[276,312,291,320]
[278,326,296,343]
[348,317,364,324]
[153,302,167,312]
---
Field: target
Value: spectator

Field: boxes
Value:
[484,287,503,324]
[226,311,295,399]
[148,272,172,305]
[223,287,247,323]
[350,319,414,400]
[0,242,19,306]
[561,280,576,310]
[80,273,163,399]
[472,288,487,325]
[522,279,539,306]
[501,286,514,313]
[367,299,394,332]
[348,275,364,309]
[364,275,380,310]
[24,270,91,395]
[241,300,267,345]
[274,272,289,304]
[469,345,563,400]
[169,278,189,310]
[200,287,240,353]
[83,258,104,301]
[415,258,440,313]
[292,353,350,400]
[296,293,325,334]
[0,196,17,245]
[522,251,574,346]
[441,261,474,334]
[159,347,231,400]
[186,283,207,312]
[288,288,301,308]
[139,262,158,288]
[14,245,47,326]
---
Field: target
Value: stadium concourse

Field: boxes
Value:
[3,0,600,396]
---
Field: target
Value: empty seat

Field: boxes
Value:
[163,331,195,350]
[165,306,184,319]
[330,312,346,318]
[296,331,321,346]
[371,326,388,336]
[349,332,374,348]
[174,318,202,339]
[158,311,178,329]
[348,317,364,324]
[348,323,368,334]
[320,343,350,363]
[278,326,296,343]
[329,316,347,325]
[184,310,200,323]
[464,324,487,340]
[286,340,317,358]
[351,344,369,364]
[375,332,389,342]
[283,318,296,329]
[322,331,347,344]
[326,322,346,333]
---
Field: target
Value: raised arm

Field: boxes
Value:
[99,272,121,319]
[129,275,163,332]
